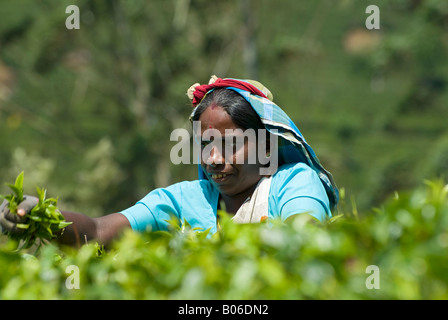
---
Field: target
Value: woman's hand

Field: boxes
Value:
[0,196,38,235]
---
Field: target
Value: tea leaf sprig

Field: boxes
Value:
[0,172,71,251]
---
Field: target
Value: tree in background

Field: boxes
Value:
[0,0,447,216]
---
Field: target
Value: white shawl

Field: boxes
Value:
[231,176,272,224]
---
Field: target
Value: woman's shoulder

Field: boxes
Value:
[270,162,328,198]
[272,162,315,179]
[269,162,331,220]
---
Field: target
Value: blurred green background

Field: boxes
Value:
[1,0,447,217]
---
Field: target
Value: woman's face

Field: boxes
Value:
[198,105,264,198]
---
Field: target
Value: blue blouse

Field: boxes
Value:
[120,162,331,234]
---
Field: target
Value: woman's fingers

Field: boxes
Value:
[16,196,38,218]
[0,196,38,234]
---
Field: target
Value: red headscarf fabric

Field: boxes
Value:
[191,78,269,107]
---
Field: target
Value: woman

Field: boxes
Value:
[0,76,338,246]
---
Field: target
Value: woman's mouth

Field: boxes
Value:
[209,173,231,182]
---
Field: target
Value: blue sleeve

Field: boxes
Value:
[270,163,331,222]
[120,182,183,232]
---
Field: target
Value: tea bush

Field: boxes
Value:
[0,179,447,299]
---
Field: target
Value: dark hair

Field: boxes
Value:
[191,88,265,132]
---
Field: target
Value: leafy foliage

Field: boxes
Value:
[0,172,71,251]
[1,179,447,299]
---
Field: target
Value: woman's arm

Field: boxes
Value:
[1,197,131,248]
[58,211,131,247]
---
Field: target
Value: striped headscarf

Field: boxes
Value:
[187,76,339,211]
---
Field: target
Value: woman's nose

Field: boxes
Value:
[206,145,225,166]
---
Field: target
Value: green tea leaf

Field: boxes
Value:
[58,221,72,229]
[6,184,22,200]
[14,171,24,190]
